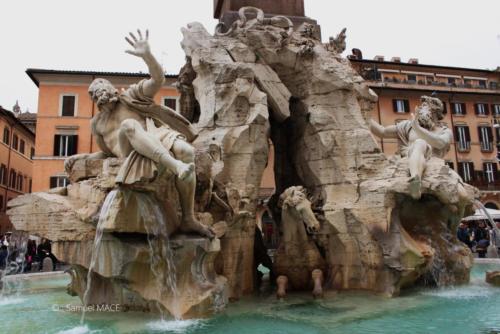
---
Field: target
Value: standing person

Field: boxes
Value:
[491,221,500,255]
[474,221,490,258]
[25,239,37,272]
[0,245,8,270]
[457,222,472,248]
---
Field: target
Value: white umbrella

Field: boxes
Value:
[462,208,500,221]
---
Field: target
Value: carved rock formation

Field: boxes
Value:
[179,7,477,297]
[486,271,500,286]
[8,159,227,317]
[8,7,479,317]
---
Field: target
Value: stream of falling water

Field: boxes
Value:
[135,191,180,320]
[474,200,496,227]
[79,189,118,325]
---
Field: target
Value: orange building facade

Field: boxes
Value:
[350,57,500,208]
[27,69,180,192]
[27,58,500,209]
[0,107,35,232]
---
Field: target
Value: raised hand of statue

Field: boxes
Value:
[125,29,151,58]
[410,113,421,131]
[64,153,89,173]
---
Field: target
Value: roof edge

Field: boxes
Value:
[25,68,179,87]
[350,59,497,75]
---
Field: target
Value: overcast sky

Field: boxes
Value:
[1,0,499,113]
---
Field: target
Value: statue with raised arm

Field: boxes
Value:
[64,30,214,238]
[370,96,453,200]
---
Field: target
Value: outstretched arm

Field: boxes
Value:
[369,119,398,139]
[125,29,165,98]
[64,151,108,173]
[411,114,452,149]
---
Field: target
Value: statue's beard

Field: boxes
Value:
[95,91,119,108]
[417,110,435,130]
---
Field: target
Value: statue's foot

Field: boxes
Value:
[409,175,422,200]
[177,162,195,180]
[179,217,215,239]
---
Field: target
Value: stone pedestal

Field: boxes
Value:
[65,235,227,318]
[8,158,227,318]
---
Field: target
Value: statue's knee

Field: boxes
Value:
[415,138,427,146]
[175,141,194,162]
[414,138,427,149]
[183,144,195,161]
[120,119,138,136]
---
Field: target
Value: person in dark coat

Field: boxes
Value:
[474,221,490,258]
[0,245,8,269]
[457,222,472,248]
[37,238,57,271]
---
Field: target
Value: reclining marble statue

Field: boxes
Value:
[369,96,453,199]
[64,30,214,238]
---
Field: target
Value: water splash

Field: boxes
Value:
[56,325,91,334]
[80,189,118,324]
[146,319,203,333]
[474,200,496,228]
[0,296,25,306]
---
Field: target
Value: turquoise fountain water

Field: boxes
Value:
[0,262,499,334]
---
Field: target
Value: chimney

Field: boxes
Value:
[391,57,401,63]
[374,55,385,62]
[408,58,419,64]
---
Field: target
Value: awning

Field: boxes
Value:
[462,208,500,221]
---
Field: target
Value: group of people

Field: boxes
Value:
[0,234,58,273]
[457,220,500,258]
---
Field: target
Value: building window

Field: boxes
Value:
[30,147,35,159]
[0,195,3,211]
[484,162,498,183]
[29,178,32,193]
[475,103,489,116]
[407,74,417,82]
[392,99,409,113]
[458,162,474,183]
[479,126,493,152]
[49,176,69,189]
[9,169,16,189]
[451,103,466,115]
[445,161,454,170]
[0,164,6,185]
[163,97,178,111]
[478,80,487,88]
[493,104,500,116]
[61,95,76,117]
[19,139,25,154]
[454,125,470,151]
[53,135,78,157]
[2,127,9,145]
[448,77,456,85]
[17,174,23,191]
[12,134,18,150]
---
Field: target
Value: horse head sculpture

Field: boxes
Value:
[279,186,320,235]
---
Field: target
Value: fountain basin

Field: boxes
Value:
[1,262,499,333]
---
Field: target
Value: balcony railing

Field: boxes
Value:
[361,71,500,92]
[468,178,500,191]
[457,141,471,152]
[480,141,494,152]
